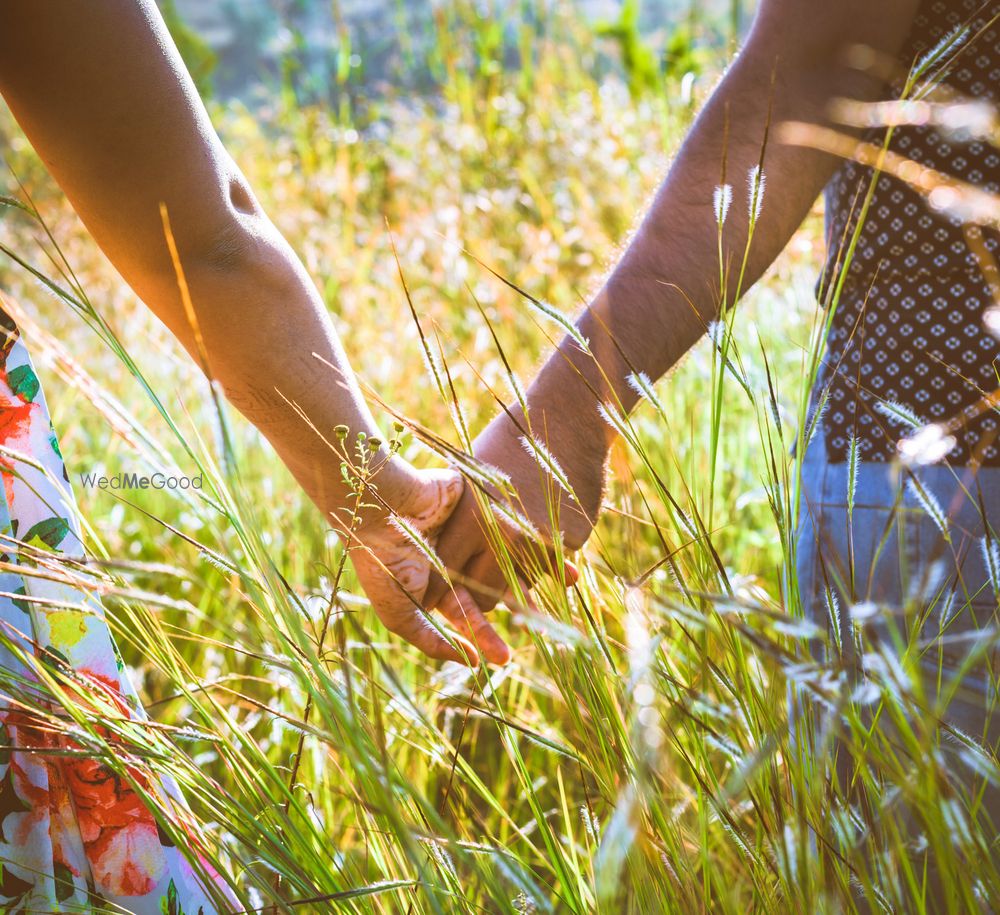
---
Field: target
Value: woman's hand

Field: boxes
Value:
[349,467,512,666]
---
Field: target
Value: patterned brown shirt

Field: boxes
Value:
[815,0,1000,464]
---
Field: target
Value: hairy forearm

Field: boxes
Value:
[525,36,878,456]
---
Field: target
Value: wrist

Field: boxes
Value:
[279,432,422,536]
[500,358,612,508]
[481,376,608,540]
[341,450,424,535]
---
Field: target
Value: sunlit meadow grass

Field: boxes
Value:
[0,8,996,913]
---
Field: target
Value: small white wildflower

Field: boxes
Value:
[906,478,949,536]
[874,398,923,430]
[981,536,1000,596]
[713,183,733,226]
[747,165,766,222]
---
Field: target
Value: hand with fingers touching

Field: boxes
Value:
[0,0,516,672]
[347,465,513,667]
[423,392,611,648]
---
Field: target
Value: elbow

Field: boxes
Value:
[150,205,304,360]
[194,214,260,273]
[743,1,919,106]
[172,173,277,275]
[181,214,293,290]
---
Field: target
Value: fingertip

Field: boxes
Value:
[437,586,511,667]
[487,638,513,666]
[471,612,512,665]
[385,608,479,666]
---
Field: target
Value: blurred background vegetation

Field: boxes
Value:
[159,0,746,103]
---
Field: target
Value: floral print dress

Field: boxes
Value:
[0,307,235,914]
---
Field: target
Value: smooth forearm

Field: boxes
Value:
[0,1,419,532]
[138,222,418,530]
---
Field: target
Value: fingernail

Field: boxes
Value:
[456,637,479,667]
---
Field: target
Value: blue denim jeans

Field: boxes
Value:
[792,426,1000,846]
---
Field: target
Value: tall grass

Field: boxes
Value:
[0,3,996,912]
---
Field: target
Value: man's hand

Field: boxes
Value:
[349,467,517,666]
[422,0,919,639]
[424,395,607,637]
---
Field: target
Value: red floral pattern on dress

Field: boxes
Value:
[54,672,166,896]
[0,379,38,511]
[2,707,81,879]
[62,753,165,895]
[3,688,167,897]
[0,304,236,911]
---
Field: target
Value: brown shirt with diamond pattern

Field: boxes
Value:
[815,0,1000,464]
